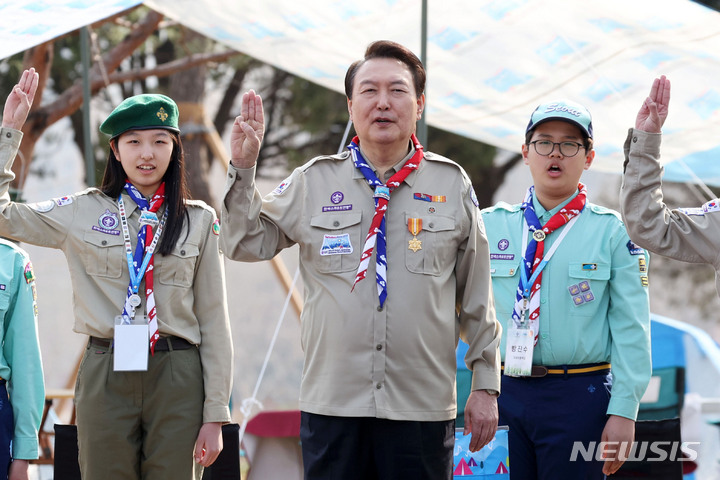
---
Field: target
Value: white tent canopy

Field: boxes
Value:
[3,0,720,181]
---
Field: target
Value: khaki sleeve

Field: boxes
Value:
[0,127,74,248]
[220,163,302,261]
[620,128,720,265]
[193,208,233,423]
[456,180,502,393]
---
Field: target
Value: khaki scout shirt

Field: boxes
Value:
[221,145,501,421]
[620,128,720,295]
[0,128,232,423]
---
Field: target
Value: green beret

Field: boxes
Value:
[100,94,180,139]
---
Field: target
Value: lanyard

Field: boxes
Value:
[117,194,168,296]
[519,215,579,300]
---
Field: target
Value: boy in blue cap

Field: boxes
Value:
[481,100,652,479]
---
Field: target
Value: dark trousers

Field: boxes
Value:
[499,371,611,480]
[300,412,454,480]
[75,340,205,480]
[0,381,11,476]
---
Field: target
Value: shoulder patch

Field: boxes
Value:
[272,176,292,196]
[28,199,55,212]
[54,195,73,207]
[678,199,720,216]
[470,187,479,207]
[678,207,705,216]
[24,261,35,283]
[627,240,645,256]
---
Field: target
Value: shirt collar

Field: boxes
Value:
[351,139,421,187]
[532,188,580,220]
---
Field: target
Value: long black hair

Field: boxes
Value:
[100,130,190,255]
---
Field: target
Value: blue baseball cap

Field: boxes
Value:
[526,100,593,140]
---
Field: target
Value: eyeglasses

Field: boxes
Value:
[529,140,584,157]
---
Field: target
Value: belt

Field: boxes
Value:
[501,362,611,378]
[89,335,194,352]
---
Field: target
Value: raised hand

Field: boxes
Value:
[635,76,670,133]
[230,89,265,168]
[2,68,39,130]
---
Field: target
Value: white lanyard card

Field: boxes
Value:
[504,319,534,377]
[113,315,149,371]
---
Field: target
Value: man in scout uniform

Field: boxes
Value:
[620,76,720,296]
[481,100,652,479]
[0,239,44,480]
[221,40,501,479]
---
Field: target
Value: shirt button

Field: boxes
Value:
[5,132,11,138]
[541,334,548,339]
[428,222,434,228]
[101,240,107,246]
[376,383,382,389]
[540,298,547,304]
[632,136,638,143]
[377,306,383,312]
[333,221,340,227]
[180,249,186,255]
[376,344,383,351]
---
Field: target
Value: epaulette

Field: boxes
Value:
[480,201,522,214]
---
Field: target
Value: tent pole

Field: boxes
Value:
[417,0,428,146]
[80,27,95,187]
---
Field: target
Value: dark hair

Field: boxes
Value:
[344,40,426,99]
[100,131,190,256]
[525,125,593,152]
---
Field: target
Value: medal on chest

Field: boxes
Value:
[408,217,422,252]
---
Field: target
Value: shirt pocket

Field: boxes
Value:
[309,212,363,273]
[82,231,124,278]
[567,262,610,311]
[404,214,456,276]
[157,242,200,288]
[490,259,521,320]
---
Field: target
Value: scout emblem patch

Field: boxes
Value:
[93,209,121,235]
[408,218,422,252]
[323,190,353,212]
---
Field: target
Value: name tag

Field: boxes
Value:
[113,315,149,371]
[504,320,534,377]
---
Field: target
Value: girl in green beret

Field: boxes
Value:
[0,68,233,480]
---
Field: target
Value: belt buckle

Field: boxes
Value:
[530,366,548,377]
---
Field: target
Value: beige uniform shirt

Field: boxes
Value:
[621,128,720,295]
[221,146,501,421]
[0,128,232,423]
